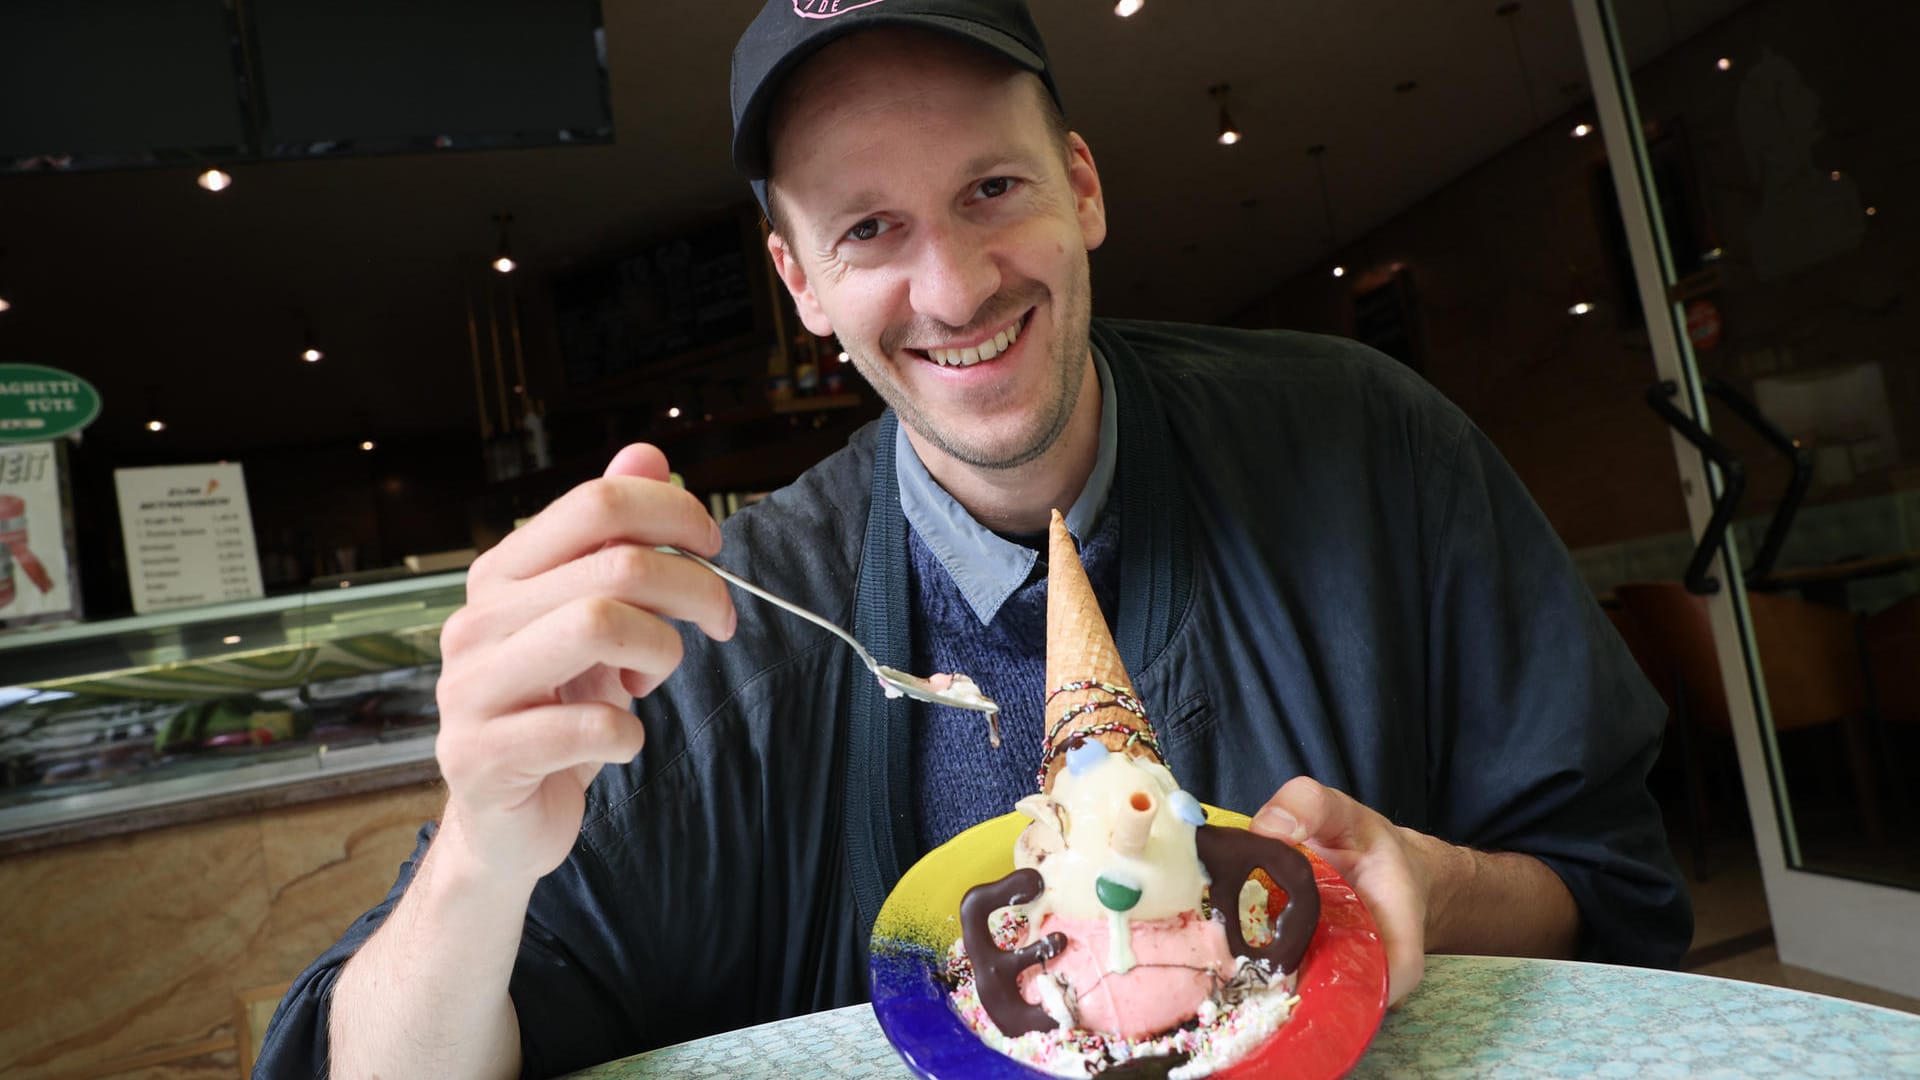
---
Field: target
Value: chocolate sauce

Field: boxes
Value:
[959,867,1068,1037]
[1193,825,1320,976]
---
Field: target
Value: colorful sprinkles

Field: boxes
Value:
[1043,681,1148,742]
[1036,719,1165,790]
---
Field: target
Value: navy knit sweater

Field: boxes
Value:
[908,506,1124,854]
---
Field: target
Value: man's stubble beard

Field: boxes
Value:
[850,260,1094,473]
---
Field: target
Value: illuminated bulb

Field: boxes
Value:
[1572,123,1592,138]
[0,296,10,313]
[1865,206,1878,217]
[1331,265,1346,278]
[837,351,850,363]
[1218,129,1242,146]
[1716,57,1732,71]
[1569,301,1594,316]
[492,255,517,274]
[222,635,242,645]
[667,406,682,419]
[1830,170,1843,181]
[360,440,375,451]
[197,168,232,192]
[1115,0,1143,14]
[147,419,166,432]
[302,348,323,363]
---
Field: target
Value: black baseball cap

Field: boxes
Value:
[730,0,1063,199]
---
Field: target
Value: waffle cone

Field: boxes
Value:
[1042,510,1159,791]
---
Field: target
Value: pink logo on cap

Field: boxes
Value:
[793,0,891,18]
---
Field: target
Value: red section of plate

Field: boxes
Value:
[1215,846,1388,1078]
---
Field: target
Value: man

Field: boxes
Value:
[260,2,1690,1076]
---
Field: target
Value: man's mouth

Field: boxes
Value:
[914,311,1030,368]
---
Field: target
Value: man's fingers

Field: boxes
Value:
[474,471,722,585]
[449,543,736,650]
[451,596,687,715]
[438,702,645,792]
[1252,774,1348,846]
[603,442,671,482]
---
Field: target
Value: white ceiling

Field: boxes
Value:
[0,0,1749,453]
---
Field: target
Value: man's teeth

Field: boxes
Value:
[928,318,1023,367]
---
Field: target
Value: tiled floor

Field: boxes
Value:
[1677,830,1920,1016]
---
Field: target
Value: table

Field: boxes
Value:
[567,955,1920,1078]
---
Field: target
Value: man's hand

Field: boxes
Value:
[1251,776,1579,1007]
[331,445,739,1080]
[432,442,737,887]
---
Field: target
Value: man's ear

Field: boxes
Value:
[766,227,835,337]
[1066,132,1108,252]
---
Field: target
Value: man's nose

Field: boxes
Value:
[908,223,1002,331]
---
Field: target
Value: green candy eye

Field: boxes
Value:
[1095,871,1143,912]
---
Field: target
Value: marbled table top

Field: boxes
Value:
[568,955,1920,1078]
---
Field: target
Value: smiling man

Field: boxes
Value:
[258,3,1689,1077]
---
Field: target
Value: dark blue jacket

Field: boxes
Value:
[258,320,1689,1077]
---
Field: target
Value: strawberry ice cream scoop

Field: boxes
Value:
[1018,910,1235,1040]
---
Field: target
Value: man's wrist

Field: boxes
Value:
[419,806,545,913]
[1400,825,1473,955]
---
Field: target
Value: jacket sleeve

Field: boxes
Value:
[1418,416,1693,968]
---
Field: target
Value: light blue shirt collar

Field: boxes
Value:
[896,348,1118,625]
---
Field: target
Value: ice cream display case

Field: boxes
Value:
[0,571,464,850]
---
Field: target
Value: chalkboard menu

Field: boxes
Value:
[554,214,764,387]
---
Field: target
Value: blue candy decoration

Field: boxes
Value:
[1066,740,1110,777]
[1168,789,1207,827]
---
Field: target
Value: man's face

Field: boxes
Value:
[765,31,1107,473]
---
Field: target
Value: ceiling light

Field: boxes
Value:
[1114,0,1143,15]
[1716,57,1733,71]
[1209,84,1242,146]
[1572,123,1592,138]
[222,635,242,645]
[0,296,10,314]
[197,168,232,192]
[1569,301,1594,316]
[1332,266,1347,278]
[302,347,323,363]
[1830,170,1843,181]
[492,255,516,274]
[668,406,682,419]
[146,419,165,432]
[837,351,850,363]
[360,440,376,451]
[1866,206,1878,216]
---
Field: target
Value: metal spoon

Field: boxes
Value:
[666,547,1004,743]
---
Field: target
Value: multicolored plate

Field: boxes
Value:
[869,806,1389,1078]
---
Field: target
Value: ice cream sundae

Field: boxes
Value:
[945,512,1321,1076]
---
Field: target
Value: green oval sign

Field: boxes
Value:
[0,364,101,442]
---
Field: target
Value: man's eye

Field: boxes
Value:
[846,218,890,242]
[976,177,1016,199]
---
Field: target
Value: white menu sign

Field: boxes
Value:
[114,462,264,614]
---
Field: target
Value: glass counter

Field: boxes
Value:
[0,572,465,844]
